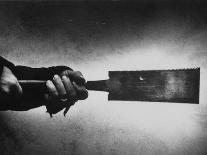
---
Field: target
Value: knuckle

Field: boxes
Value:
[7,77,17,86]
[80,90,88,100]
[75,71,82,75]
[61,70,72,77]
[70,90,77,98]
[51,88,58,96]
[1,86,10,94]
[46,80,54,88]
[52,75,61,82]
[58,88,67,96]
[67,87,77,99]
[74,85,88,100]
[61,75,68,81]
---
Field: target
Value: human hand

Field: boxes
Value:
[0,66,22,110]
[45,70,88,116]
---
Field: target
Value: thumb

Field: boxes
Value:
[12,80,23,98]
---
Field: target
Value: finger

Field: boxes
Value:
[6,77,23,99]
[61,70,86,85]
[13,80,23,98]
[46,80,58,98]
[52,75,67,98]
[73,82,88,100]
[44,93,67,115]
[61,75,77,100]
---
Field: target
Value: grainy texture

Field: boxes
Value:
[1,1,207,155]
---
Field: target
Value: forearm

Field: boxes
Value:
[0,56,72,80]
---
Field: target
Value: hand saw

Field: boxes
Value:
[18,68,200,104]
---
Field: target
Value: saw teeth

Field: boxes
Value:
[110,67,200,72]
[165,67,200,71]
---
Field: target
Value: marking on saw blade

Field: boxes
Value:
[139,76,144,81]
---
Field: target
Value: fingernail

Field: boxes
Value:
[62,75,67,79]
[53,74,59,80]
[46,80,52,85]
[80,75,87,83]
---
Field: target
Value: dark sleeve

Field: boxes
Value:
[14,65,72,80]
[0,56,72,80]
[0,56,15,76]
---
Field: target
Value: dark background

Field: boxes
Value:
[1,1,207,155]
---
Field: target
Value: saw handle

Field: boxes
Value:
[18,80,109,92]
[16,80,48,106]
[19,80,46,86]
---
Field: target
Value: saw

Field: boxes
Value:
[18,68,200,104]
